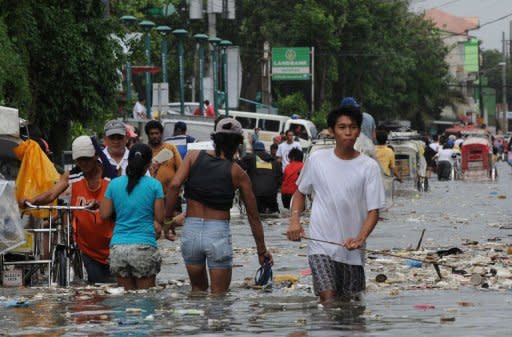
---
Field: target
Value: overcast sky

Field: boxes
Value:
[410,0,512,51]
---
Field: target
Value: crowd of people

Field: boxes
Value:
[28,96,478,302]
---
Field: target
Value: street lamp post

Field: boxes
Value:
[139,20,155,118]
[220,40,232,116]
[156,25,172,84]
[194,34,208,115]
[173,29,188,116]
[500,61,507,113]
[120,15,137,116]
[209,37,221,116]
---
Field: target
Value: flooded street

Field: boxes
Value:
[1,162,511,336]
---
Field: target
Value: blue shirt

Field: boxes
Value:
[165,135,196,159]
[105,175,164,248]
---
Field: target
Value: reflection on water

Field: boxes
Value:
[1,163,511,336]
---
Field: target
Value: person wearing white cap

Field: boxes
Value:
[165,118,274,295]
[20,135,115,284]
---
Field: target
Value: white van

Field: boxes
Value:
[220,110,317,152]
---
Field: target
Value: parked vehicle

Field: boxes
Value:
[221,110,317,153]
[166,102,200,116]
[128,109,317,154]
[461,137,495,180]
[444,125,495,180]
[388,131,428,191]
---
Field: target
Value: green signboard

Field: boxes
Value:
[272,47,310,80]
[464,38,479,73]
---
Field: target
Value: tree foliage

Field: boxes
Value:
[229,0,450,129]
[276,92,308,117]
[0,16,30,113]
[481,49,512,108]
[0,0,453,150]
[0,0,120,161]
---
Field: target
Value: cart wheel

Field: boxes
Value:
[52,246,67,287]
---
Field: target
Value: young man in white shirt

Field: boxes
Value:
[276,129,301,171]
[287,105,385,303]
[133,97,147,120]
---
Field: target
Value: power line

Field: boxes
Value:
[436,0,465,9]
[472,11,512,30]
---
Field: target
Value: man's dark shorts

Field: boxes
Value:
[309,254,365,297]
[82,253,114,284]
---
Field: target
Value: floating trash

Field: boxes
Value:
[414,304,435,310]
[126,308,143,314]
[173,309,205,316]
[375,274,387,283]
[105,287,125,295]
[4,299,29,308]
[405,260,422,268]
[440,314,456,322]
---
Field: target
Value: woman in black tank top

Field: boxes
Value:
[165,118,274,294]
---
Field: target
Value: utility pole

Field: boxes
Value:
[503,32,507,114]
[262,41,271,108]
[478,40,485,125]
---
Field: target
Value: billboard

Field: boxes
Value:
[271,47,310,80]
[464,38,479,73]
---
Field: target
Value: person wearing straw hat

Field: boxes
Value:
[287,104,385,303]
[165,118,273,294]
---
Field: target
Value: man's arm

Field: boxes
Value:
[99,197,113,220]
[286,190,306,241]
[21,171,69,206]
[165,151,194,219]
[234,164,273,266]
[343,209,379,250]
[390,153,402,182]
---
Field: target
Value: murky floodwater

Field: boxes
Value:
[1,162,511,336]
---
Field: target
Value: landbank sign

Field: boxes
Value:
[272,47,310,80]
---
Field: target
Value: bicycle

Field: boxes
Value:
[23,201,94,287]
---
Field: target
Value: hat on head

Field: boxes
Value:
[340,96,360,108]
[215,118,243,135]
[104,120,127,137]
[253,141,265,151]
[174,121,187,132]
[72,136,95,160]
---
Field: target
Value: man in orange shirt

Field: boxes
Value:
[22,136,114,284]
[145,121,183,240]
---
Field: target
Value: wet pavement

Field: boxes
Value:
[1,162,511,336]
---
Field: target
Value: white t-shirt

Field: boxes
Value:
[437,148,455,165]
[297,149,385,266]
[133,101,147,120]
[429,142,440,153]
[276,141,301,171]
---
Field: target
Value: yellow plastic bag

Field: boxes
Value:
[14,139,60,218]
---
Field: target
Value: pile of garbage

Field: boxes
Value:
[365,239,512,293]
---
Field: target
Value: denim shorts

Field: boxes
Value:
[110,244,161,278]
[181,217,232,269]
